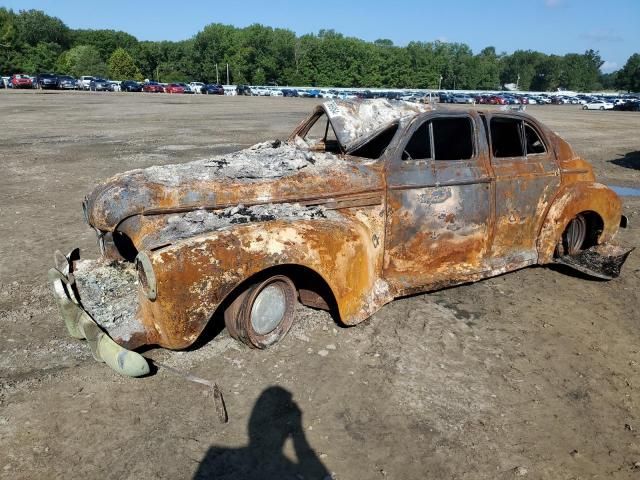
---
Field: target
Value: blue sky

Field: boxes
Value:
[3,0,638,72]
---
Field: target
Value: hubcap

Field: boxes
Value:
[250,284,287,335]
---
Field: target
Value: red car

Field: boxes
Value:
[164,83,185,94]
[11,74,33,89]
[142,82,164,93]
[487,95,507,105]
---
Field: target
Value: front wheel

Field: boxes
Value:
[583,105,588,110]
[224,275,297,349]
[600,106,605,110]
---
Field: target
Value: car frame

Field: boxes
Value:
[50,99,632,376]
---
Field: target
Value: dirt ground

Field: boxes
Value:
[1,90,639,480]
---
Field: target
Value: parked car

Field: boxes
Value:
[583,100,614,110]
[10,74,33,89]
[177,83,193,94]
[202,83,224,95]
[613,100,640,111]
[452,94,474,104]
[89,78,111,91]
[120,80,142,92]
[36,73,59,89]
[49,99,632,377]
[57,75,78,89]
[142,82,164,93]
[189,82,205,94]
[236,84,253,96]
[164,83,185,94]
[79,76,95,90]
[252,86,270,96]
[282,88,299,97]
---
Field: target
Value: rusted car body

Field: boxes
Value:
[50,99,631,376]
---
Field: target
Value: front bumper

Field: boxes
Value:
[48,249,150,377]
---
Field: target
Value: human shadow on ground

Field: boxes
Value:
[193,386,330,480]
[609,151,640,170]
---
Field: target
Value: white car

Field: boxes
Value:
[79,76,95,90]
[583,101,614,110]
[270,89,283,97]
[190,82,204,94]
[452,94,474,104]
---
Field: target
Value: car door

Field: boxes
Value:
[483,114,560,268]
[384,112,493,293]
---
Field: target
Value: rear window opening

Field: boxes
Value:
[490,117,524,158]
[490,117,547,158]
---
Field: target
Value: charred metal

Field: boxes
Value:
[49,99,633,376]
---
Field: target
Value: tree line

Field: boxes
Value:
[1,8,638,92]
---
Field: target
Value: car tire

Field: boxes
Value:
[224,275,297,349]
[600,106,604,110]
[583,106,588,110]
[557,214,587,256]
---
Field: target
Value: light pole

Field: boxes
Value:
[215,64,219,84]
[438,75,443,90]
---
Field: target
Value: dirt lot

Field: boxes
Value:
[1,91,639,479]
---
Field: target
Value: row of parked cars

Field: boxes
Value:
[438,91,640,111]
[0,73,228,95]
[3,73,639,110]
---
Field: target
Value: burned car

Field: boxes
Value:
[49,99,632,376]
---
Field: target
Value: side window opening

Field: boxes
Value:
[432,117,473,160]
[524,124,546,155]
[402,122,431,160]
[490,117,524,158]
[350,124,398,159]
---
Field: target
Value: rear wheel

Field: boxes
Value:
[224,275,297,349]
[557,214,587,256]
[599,106,605,110]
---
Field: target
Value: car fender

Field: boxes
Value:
[537,182,622,263]
[138,210,387,349]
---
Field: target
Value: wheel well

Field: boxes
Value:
[194,264,340,349]
[580,211,604,249]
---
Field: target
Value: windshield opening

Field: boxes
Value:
[299,111,341,154]
[350,123,399,159]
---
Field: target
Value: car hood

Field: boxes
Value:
[85,140,384,231]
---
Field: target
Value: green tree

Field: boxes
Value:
[617,53,640,92]
[57,45,107,77]
[0,8,19,72]
[20,41,61,73]
[14,9,70,47]
[72,29,138,60]
[108,47,142,80]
